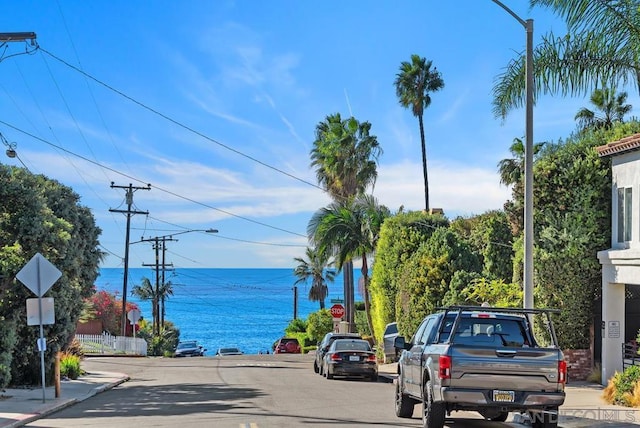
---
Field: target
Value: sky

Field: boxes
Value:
[1,1,639,269]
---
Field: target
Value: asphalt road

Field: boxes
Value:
[24,354,530,428]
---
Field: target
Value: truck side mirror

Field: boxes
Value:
[394,336,408,350]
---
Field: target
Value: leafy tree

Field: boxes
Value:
[306,309,333,343]
[131,277,158,334]
[293,247,335,309]
[369,212,448,344]
[0,165,102,386]
[285,318,308,335]
[310,113,382,329]
[575,87,632,132]
[308,194,391,346]
[460,278,523,308]
[451,211,514,282]
[395,54,444,211]
[492,0,640,119]
[395,227,481,337]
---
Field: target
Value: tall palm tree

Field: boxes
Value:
[394,54,444,211]
[574,87,632,132]
[493,0,640,119]
[293,247,335,310]
[308,194,391,345]
[310,113,382,329]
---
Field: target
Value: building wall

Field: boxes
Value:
[611,151,640,249]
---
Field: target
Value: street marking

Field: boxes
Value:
[240,423,258,428]
[234,363,275,367]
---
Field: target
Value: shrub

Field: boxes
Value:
[603,366,640,406]
[59,352,82,380]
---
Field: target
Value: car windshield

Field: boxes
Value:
[178,342,197,349]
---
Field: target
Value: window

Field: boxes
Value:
[618,187,633,242]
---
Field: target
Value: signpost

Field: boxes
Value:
[16,253,62,403]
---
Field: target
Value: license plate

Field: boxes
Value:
[493,390,515,402]
[349,355,360,362]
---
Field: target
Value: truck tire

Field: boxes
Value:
[422,380,445,428]
[395,378,415,418]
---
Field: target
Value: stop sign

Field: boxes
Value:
[330,304,345,319]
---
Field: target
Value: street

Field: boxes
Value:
[26,354,532,428]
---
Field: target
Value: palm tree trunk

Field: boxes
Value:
[361,256,376,347]
[418,114,429,211]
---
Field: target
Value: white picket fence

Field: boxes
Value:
[75,333,147,356]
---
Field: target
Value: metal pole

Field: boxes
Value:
[37,257,46,403]
[491,0,535,309]
[524,19,534,310]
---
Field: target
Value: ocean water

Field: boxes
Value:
[95,268,363,355]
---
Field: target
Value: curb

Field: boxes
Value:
[2,375,129,428]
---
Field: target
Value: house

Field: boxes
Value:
[596,133,640,385]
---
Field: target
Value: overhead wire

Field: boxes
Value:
[0,119,307,238]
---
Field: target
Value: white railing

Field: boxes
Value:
[75,333,147,356]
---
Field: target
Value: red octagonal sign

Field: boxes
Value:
[330,304,345,319]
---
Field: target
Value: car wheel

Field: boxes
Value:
[422,380,445,428]
[395,378,415,418]
[370,373,378,382]
[326,366,333,379]
[313,361,319,374]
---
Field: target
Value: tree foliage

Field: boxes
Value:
[306,309,334,343]
[369,212,449,344]
[0,165,102,386]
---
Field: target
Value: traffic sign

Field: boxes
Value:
[16,253,61,297]
[330,304,345,319]
[128,309,141,324]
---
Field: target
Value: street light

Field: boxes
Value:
[491,0,534,310]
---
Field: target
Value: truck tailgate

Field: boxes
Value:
[449,346,563,391]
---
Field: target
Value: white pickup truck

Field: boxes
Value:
[393,305,566,428]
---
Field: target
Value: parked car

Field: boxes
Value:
[174,340,206,357]
[314,332,362,375]
[274,337,301,354]
[215,347,243,356]
[322,338,378,381]
[382,322,399,363]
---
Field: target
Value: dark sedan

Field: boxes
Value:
[322,338,378,381]
[314,332,361,375]
[174,340,206,357]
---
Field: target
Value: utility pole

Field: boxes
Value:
[160,237,174,328]
[293,285,298,320]
[142,236,174,334]
[110,182,150,336]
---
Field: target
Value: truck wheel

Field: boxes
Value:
[490,412,509,422]
[395,378,414,418]
[422,380,445,428]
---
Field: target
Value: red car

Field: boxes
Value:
[274,337,301,354]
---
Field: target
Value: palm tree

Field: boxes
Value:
[308,194,391,345]
[497,137,546,187]
[131,277,157,334]
[293,247,335,309]
[493,0,640,119]
[574,87,632,132]
[159,280,174,328]
[310,113,382,329]
[394,54,444,211]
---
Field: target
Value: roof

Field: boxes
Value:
[596,133,640,157]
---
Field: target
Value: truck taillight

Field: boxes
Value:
[558,360,567,384]
[439,355,451,379]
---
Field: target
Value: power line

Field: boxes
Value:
[39,46,326,193]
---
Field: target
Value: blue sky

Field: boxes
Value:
[2,1,638,269]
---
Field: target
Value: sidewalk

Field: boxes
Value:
[0,363,638,427]
[0,371,128,428]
